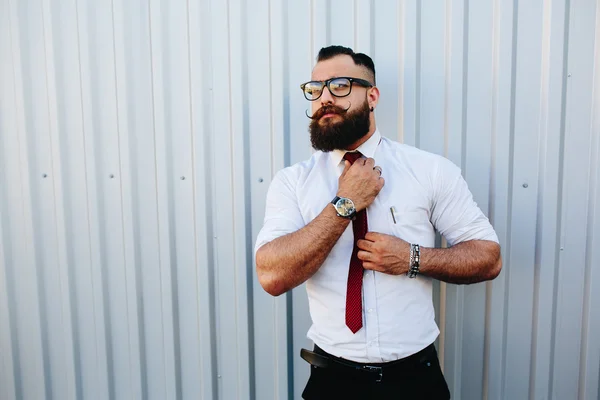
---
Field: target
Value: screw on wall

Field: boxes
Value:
[522,183,528,188]
[42,173,47,178]
[258,178,264,183]
[181,176,186,180]
[109,174,115,179]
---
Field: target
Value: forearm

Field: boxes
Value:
[419,240,502,284]
[256,205,351,296]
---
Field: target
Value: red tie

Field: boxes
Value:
[343,152,366,333]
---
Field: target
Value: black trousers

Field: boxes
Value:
[302,344,451,400]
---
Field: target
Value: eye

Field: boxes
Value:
[303,82,323,98]
[329,78,351,94]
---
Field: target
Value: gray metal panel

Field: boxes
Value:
[554,1,598,398]
[1,0,599,399]
[581,4,600,400]
[504,1,546,399]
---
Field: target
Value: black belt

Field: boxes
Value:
[300,343,436,383]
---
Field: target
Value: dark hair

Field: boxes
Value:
[317,45,376,85]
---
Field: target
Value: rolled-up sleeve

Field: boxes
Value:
[430,158,499,246]
[254,169,305,254]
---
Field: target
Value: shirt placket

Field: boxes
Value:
[363,269,382,360]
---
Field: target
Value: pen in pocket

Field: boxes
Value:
[390,206,397,224]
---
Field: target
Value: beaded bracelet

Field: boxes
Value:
[408,244,420,278]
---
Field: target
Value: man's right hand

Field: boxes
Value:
[337,157,384,211]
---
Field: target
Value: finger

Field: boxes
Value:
[357,238,374,250]
[339,160,351,179]
[362,262,383,272]
[364,158,375,168]
[342,160,351,173]
[365,231,384,241]
[357,250,372,262]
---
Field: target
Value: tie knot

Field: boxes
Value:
[343,151,363,164]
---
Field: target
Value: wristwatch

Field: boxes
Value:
[331,196,357,219]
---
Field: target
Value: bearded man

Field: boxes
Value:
[254,45,502,399]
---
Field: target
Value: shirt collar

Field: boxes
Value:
[330,129,382,167]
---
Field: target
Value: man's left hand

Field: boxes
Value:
[357,232,411,275]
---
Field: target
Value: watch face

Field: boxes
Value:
[335,198,356,216]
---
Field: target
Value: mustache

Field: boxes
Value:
[305,103,351,120]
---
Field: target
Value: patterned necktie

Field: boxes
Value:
[342,151,366,333]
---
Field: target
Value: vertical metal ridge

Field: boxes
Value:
[223,0,243,397]
[0,112,20,400]
[282,0,291,170]
[187,0,217,397]
[69,1,87,397]
[488,0,500,234]
[265,0,282,397]
[40,0,79,395]
[483,0,500,396]
[0,207,17,400]
[164,57,183,400]
[109,0,136,398]
[74,0,112,395]
[198,0,219,397]
[442,0,452,156]
[151,0,183,393]
[33,0,59,397]
[548,0,571,396]
[185,0,210,398]
[131,164,148,400]
[0,5,18,398]
[277,0,293,398]
[130,3,149,396]
[0,44,18,395]
[578,4,600,398]
[310,0,314,67]
[97,157,116,400]
[397,0,404,142]
[415,0,422,149]
[146,0,170,397]
[530,0,553,398]
[370,0,375,58]
[438,0,451,368]
[205,0,222,398]
[501,0,519,397]
[110,0,145,397]
[159,1,182,392]
[353,0,357,49]
[460,0,469,173]
[326,0,331,44]
[0,209,22,400]
[85,2,116,396]
[8,0,49,397]
[127,113,148,400]
[241,0,256,397]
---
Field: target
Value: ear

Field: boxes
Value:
[368,86,380,110]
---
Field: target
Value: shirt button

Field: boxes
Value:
[368,308,374,313]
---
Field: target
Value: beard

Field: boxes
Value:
[308,99,371,152]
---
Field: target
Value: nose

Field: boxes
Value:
[319,85,335,106]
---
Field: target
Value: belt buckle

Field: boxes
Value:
[363,365,383,383]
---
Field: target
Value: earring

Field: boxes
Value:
[370,107,374,112]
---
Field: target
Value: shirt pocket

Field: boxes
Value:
[388,208,434,245]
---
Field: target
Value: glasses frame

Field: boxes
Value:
[300,77,374,101]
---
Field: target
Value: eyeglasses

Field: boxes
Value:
[300,77,373,101]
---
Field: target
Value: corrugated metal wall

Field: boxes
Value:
[1,0,599,399]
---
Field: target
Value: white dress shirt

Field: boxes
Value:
[255,129,499,363]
